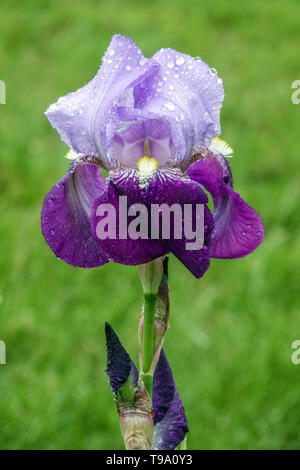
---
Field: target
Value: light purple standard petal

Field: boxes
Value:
[152,350,188,450]
[187,156,264,258]
[45,34,159,168]
[113,119,175,167]
[105,322,139,396]
[133,48,224,167]
[41,157,108,268]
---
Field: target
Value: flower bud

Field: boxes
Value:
[105,323,154,450]
[120,411,154,450]
[119,382,154,450]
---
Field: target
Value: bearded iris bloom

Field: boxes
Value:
[41,34,264,278]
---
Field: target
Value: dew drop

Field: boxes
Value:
[167,61,174,68]
[176,56,185,66]
[125,65,132,71]
[164,102,175,111]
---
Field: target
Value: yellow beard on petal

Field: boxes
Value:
[136,156,158,189]
[209,137,233,157]
[65,148,84,160]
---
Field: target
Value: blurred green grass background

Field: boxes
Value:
[1,0,300,450]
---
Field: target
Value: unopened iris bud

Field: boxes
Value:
[152,349,189,450]
[138,257,163,295]
[120,411,154,450]
[105,323,154,450]
[119,384,154,450]
[154,258,170,338]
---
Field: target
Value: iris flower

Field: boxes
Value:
[41,34,264,278]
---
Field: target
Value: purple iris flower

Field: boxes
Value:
[41,34,264,278]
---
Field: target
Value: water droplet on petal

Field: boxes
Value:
[109,48,115,56]
[164,101,175,111]
[125,64,132,71]
[167,61,174,68]
[176,56,185,66]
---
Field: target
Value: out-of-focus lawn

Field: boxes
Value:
[1,0,300,450]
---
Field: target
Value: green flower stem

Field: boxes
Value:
[177,436,187,450]
[141,293,157,396]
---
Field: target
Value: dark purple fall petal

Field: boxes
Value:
[90,170,169,265]
[91,168,214,276]
[41,159,108,268]
[148,169,214,278]
[105,322,139,395]
[187,156,264,258]
[152,350,188,450]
